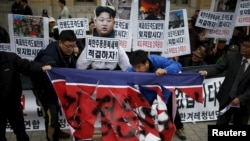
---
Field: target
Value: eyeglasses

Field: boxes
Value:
[61,42,76,49]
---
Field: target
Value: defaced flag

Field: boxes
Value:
[47,68,204,141]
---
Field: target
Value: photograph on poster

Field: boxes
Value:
[12,15,44,38]
[138,0,166,20]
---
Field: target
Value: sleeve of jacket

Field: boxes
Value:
[76,48,92,69]
[118,47,131,71]
[38,54,57,67]
[205,53,231,77]
[151,55,182,73]
[13,53,43,74]
[238,86,250,106]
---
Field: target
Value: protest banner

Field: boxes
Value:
[195,10,236,39]
[57,18,89,39]
[131,0,170,52]
[114,19,133,52]
[85,37,120,62]
[234,0,250,27]
[8,14,49,60]
[81,0,134,52]
[111,0,133,52]
[210,0,237,13]
[162,9,190,58]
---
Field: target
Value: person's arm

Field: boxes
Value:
[155,56,182,73]
[76,48,92,69]
[127,65,136,72]
[199,53,231,77]
[38,54,57,67]
[117,47,131,71]
[13,53,51,74]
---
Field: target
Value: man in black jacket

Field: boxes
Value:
[199,35,250,125]
[11,0,22,14]
[31,30,77,141]
[0,51,51,141]
[20,0,33,15]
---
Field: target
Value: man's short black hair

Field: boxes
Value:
[95,6,116,18]
[59,30,77,42]
[129,50,148,66]
[58,0,66,5]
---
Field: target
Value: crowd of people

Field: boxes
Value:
[1,1,250,141]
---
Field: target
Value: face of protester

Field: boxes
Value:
[240,41,250,59]
[59,40,76,56]
[217,42,226,49]
[133,61,149,72]
[94,12,115,37]
[58,1,64,9]
[49,21,56,29]
[192,54,203,63]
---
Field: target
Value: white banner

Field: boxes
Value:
[162,9,191,58]
[8,14,49,60]
[57,18,89,39]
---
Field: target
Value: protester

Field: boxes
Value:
[75,6,130,140]
[128,50,187,140]
[204,38,228,64]
[58,0,70,19]
[178,17,200,66]
[11,0,22,14]
[42,9,49,17]
[48,17,56,38]
[231,27,246,47]
[30,30,77,141]
[76,5,131,71]
[227,44,239,54]
[191,9,202,33]
[86,20,95,36]
[128,49,181,74]
[50,25,59,41]
[0,51,51,141]
[181,46,207,67]
[0,26,10,43]
[188,17,200,52]
[20,0,33,15]
[199,35,250,125]
[216,44,240,64]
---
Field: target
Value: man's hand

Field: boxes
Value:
[42,65,52,72]
[199,70,207,76]
[155,68,167,76]
[230,97,240,106]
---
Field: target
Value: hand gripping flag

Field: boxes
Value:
[47,68,204,141]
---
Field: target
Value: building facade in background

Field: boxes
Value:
[0,0,211,30]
